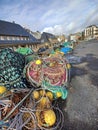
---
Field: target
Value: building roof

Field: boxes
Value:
[0,20,39,42]
[0,20,31,37]
[26,30,42,39]
[86,25,98,28]
[41,32,56,42]
[31,31,41,39]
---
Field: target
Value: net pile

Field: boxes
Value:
[25,55,68,87]
[0,89,64,130]
[0,48,70,130]
[0,48,28,89]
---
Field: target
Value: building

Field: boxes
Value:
[56,35,67,43]
[0,20,35,41]
[37,32,59,50]
[69,32,82,42]
[84,25,98,40]
[0,20,40,51]
[0,20,63,53]
[25,28,60,50]
[25,29,42,40]
[69,34,76,41]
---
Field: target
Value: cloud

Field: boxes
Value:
[0,0,98,34]
[42,0,98,34]
[42,22,77,35]
[83,6,98,26]
[42,25,66,35]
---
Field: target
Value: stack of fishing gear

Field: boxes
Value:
[0,48,70,130]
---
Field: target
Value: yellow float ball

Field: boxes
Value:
[39,90,46,96]
[32,90,39,100]
[40,97,48,106]
[44,109,56,127]
[66,63,71,69]
[46,91,53,101]
[49,62,56,67]
[56,92,62,98]
[61,52,64,55]
[35,60,42,65]
[0,86,7,95]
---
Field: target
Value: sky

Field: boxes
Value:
[0,0,98,35]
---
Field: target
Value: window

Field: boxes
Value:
[0,36,4,40]
[23,37,26,40]
[12,36,15,40]
[7,36,12,40]
[20,36,23,40]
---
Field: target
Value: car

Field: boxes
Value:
[38,48,47,53]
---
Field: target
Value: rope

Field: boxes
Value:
[3,88,34,121]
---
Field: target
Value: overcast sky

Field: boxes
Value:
[0,0,98,35]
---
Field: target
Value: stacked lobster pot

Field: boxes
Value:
[0,48,70,130]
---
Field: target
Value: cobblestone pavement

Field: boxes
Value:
[62,40,98,130]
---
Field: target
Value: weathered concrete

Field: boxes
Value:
[62,40,98,130]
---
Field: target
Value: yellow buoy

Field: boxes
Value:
[40,97,48,106]
[59,51,64,56]
[39,90,46,96]
[46,91,53,101]
[0,86,7,95]
[56,92,62,98]
[44,109,56,126]
[66,63,71,69]
[35,60,42,65]
[32,90,39,100]
[49,62,55,67]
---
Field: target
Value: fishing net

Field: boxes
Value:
[0,88,64,130]
[0,49,70,130]
[25,55,68,88]
[0,48,28,90]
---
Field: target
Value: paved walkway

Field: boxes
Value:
[63,40,98,130]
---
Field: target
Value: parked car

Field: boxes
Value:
[38,48,47,53]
